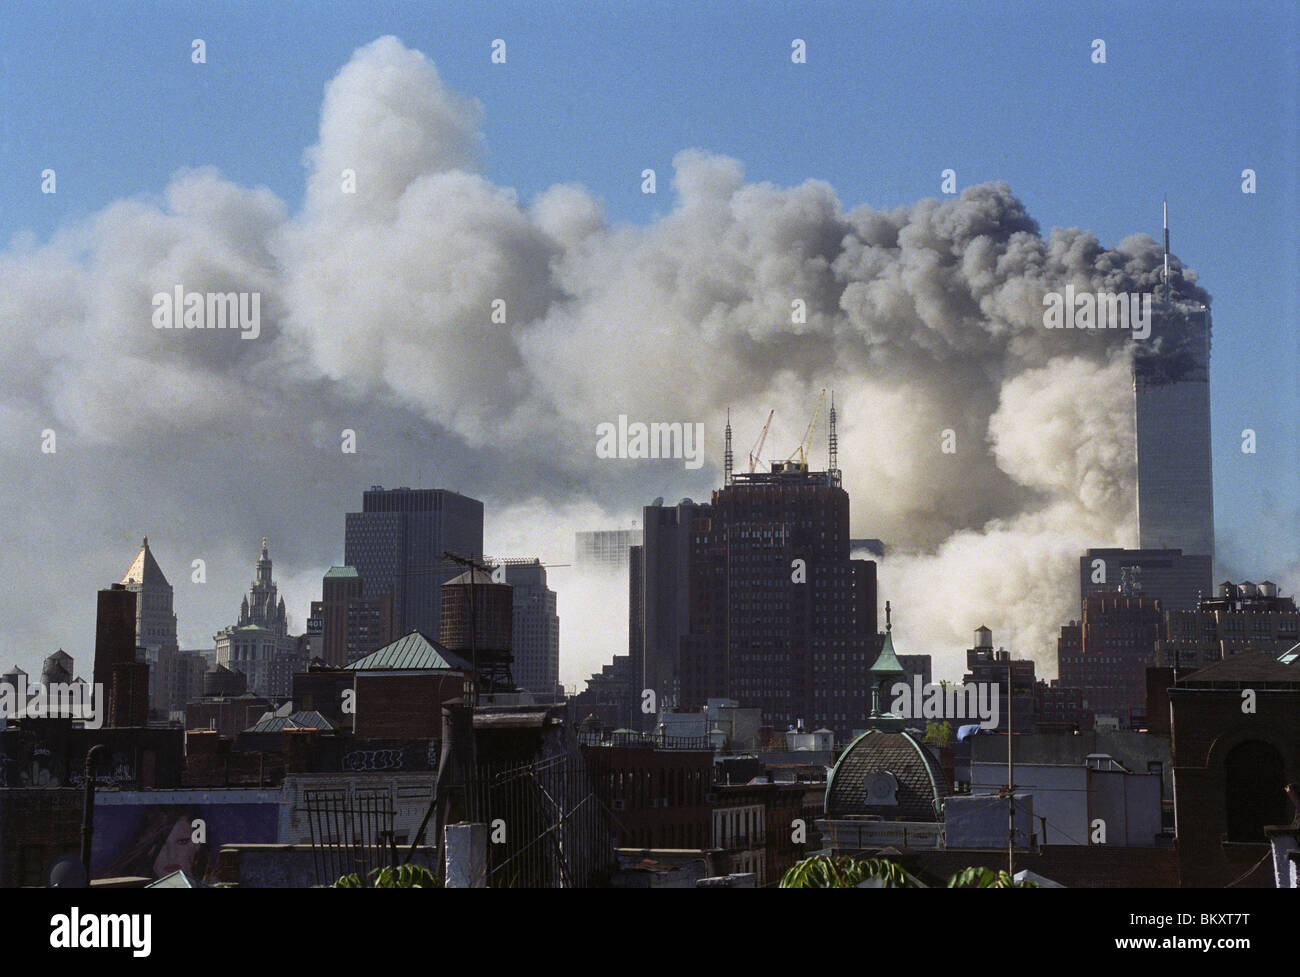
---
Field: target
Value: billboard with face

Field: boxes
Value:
[91,791,282,882]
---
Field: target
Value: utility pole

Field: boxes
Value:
[80,744,108,884]
[1007,656,1015,879]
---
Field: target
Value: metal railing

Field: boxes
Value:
[304,788,396,886]
[463,754,615,888]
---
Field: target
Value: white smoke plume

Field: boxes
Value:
[0,36,1210,687]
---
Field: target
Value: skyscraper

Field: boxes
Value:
[575,529,642,573]
[630,499,707,721]
[119,536,179,716]
[679,409,878,739]
[344,486,484,637]
[1133,209,1215,564]
[1080,547,1212,612]
[119,536,178,659]
[1074,211,1216,616]
[501,559,560,698]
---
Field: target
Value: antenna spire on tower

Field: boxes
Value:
[724,408,734,485]
[828,390,839,487]
[1163,198,1170,305]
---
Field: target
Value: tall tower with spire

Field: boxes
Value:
[214,538,302,698]
[238,537,288,633]
[119,536,178,658]
[723,409,734,486]
[1133,202,1215,566]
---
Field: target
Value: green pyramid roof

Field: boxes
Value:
[870,624,907,679]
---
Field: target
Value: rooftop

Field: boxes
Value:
[343,630,472,672]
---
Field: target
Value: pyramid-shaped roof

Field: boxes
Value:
[446,568,498,586]
[870,629,907,678]
[343,630,473,672]
[120,536,170,587]
[870,601,907,678]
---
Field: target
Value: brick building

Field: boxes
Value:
[712,781,806,887]
[1058,595,1164,727]
[1169,653,1300,887]
[580,743,713,851]
[1157,580,1300,668]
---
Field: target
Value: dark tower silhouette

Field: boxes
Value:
[92,584,136,696]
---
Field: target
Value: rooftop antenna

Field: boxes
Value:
[828,391,840,488]
[724,408,733,485]
[1163,199,1170,305]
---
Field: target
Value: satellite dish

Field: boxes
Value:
[48,854,88,889]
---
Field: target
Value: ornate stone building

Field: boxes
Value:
[215,539,305,699]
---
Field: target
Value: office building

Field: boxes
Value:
[344,486,483,637]
[308,566,393,667]
[1133,294,1215,563]
[501,559,560,698]
[1156,580,1300,668]
[575,529,642,573]
[679,408,878,739]
[1058,594,1164,727]
[1080,547,1212,613]
[629,500,707,721]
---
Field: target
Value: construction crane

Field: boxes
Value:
[786,388,826,468]
[748,409,775,473]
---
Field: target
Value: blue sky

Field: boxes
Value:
[1,0,1297,674]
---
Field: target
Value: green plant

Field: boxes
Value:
[333,864,444,888]
[779,855,917,888]
[922,720,953,748]
[945,866,1039,888]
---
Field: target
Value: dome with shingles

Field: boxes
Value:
[824,728,950,821]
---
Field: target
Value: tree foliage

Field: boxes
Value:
[780,855,1041,889]
[333,864,444,888]
[779,855,917,888]
[946,866,1039,888]
[922,720,953,748]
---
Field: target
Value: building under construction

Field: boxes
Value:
[679,394,880,739]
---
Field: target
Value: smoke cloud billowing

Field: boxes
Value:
[2,36,1244,688]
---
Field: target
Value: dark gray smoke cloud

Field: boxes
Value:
[1,36,1239,687]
